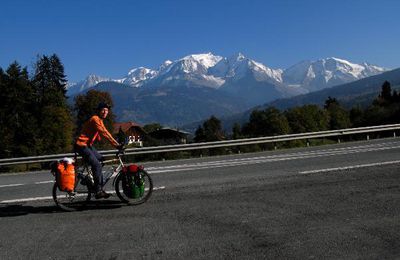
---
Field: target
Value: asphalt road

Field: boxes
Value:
[1,138,400,259]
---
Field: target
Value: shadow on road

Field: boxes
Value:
[0,200,125,217]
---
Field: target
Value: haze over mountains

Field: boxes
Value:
[67,53,388,126]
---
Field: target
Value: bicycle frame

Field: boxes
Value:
[103,154,125,187]
[77,152,125,191]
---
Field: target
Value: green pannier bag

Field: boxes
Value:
[122,164,145,199]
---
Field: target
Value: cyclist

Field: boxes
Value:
[75,102,120,199]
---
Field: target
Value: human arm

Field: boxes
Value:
[92,116,120,147]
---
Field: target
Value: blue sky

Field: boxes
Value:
[1,0,399,82]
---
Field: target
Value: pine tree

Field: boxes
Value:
[380,81,392,102]
[32,55,73,154]
[374,81,393,106]
[324,96,339,109]
[0,67,12,157]
[349,106,364,127]
[324,97,351,130]
[232,123,242,139]
[193,116,224,155]
[0,62,38,157]
[33,54,68,110]
[365,81,400,125]
[194,125,206,143]
[392,90,399,102]
[202,116,224,142]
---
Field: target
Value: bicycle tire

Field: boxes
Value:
[115,169,153,205]
[52,179,91,212]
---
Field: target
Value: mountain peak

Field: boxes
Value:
[128,67,148,75]
[66,74,110,95]
[326,57,360,67]
[162,60,173,66]
[123,67,157,87]
[229,52,247,62]
[283,57,388,91]
[181,52,223,69]
[158,60,173,72]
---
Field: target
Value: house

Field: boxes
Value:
[113,122,146,147]
[149,127,191,145]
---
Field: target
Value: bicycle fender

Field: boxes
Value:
[112,171,122,186]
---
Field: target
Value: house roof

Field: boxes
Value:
[113,122,145,134]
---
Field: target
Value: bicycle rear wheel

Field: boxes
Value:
[115,169,153,205]
[52,180,91,211]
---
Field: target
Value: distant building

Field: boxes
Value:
[149,127,191,145]
[113,122,146,147]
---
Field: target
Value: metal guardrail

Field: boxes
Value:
[1,123,400,167]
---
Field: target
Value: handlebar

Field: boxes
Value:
[102,146,125,165]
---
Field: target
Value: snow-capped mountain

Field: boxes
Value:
[120,67,157,87]
[68,53,386,97]
[67,52,286,94]
[66,53,388,126]
[67,68,157,95]
[282,57,387,92]
[149,52,285,90]
[67,74,111,95]
[213,53,290,106]
[210,53,283,84]
[149,53,225,88]
[158,60,173,72]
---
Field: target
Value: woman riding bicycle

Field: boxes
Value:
[74,102,121,199]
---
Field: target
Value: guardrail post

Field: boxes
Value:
[274,142,277,150]
[306,139,310,147]
[337,138,341,143]
[394,132,396,137]
[367,134,369,140]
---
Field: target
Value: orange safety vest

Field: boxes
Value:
[76,115,119,147]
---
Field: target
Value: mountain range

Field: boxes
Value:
[214,67,400,133]
[67,53,388,127]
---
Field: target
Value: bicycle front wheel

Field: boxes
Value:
[115,169,153,205]
[52,180,91,211]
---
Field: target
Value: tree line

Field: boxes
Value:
[194,81,400,142]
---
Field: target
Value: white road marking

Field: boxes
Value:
[0,181,54,189]
[299,160,400,175]
[0,183,24,188]
[0,186,166,204]
[34,180,55,184]
[1,196,54,203]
